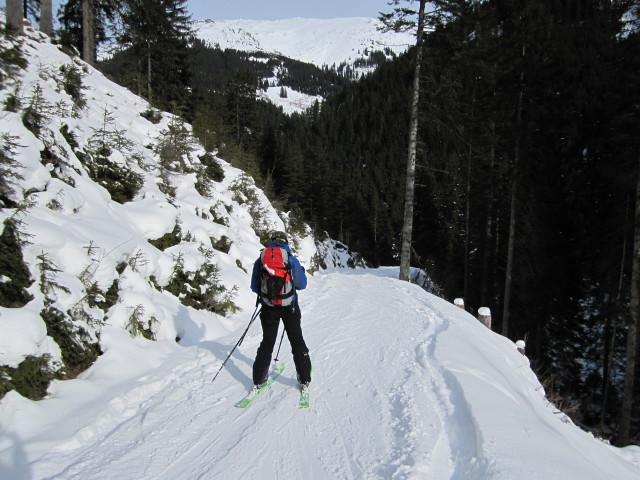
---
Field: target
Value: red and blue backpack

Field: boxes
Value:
[260,245,294,307]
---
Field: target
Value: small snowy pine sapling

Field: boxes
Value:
[125,305,156,340]
[155,115,196,174]
[22,84,51,136]
[59,63,87,109]
[36,251,70,298]
[0,134,24,206]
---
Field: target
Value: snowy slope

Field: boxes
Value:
[2,269,640,479]
[257,85,324,116]
[0,21,317,375]
[193,17,415,69]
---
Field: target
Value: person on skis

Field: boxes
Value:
[250,230,312,393]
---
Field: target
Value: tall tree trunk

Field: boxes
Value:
[601,195,630,431]
[618,161,640,445]
[481,127,497,307]
[502,145,518,338]
[136,59,142,96]
[82,0,95,66]
[40,0,53,37]
[6,0,24,34]
[147,44,153,104]
[481,203,493,306]
[463,91,476,300]
[502,37,526,338]
[399,0,427,282]
[464,145,472,300]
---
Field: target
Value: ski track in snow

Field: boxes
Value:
[30,271,487,479]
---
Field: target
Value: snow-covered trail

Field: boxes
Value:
[6,269,640,479]
[27,271,474,480]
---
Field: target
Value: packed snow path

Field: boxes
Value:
[5,270,640,479]
[30,272,462,479]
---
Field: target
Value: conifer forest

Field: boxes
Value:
[4,0,640,444]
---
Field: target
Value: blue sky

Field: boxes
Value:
[187,0,394,21]
[3,1,395,22]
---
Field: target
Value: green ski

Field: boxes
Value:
[234,363,285,408]
[299,385,310,409]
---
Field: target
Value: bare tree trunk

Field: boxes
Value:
[601,195,630,431]
[147,44,153,103]
[136,59,142,96]
[6,0,24,34]
[399,0,427,282]
[464,145,472,299]
[502,38,526,338]
[463,92,476,300]
[40,0,53,37]
[618,162,640,445]
[481,210,493,305]
[502,150,518,338]
[481,129,496,306]
[82,0,95,65]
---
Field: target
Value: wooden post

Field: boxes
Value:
[478,307,491,329]
[454,298,465,310]
[516,340,526,355]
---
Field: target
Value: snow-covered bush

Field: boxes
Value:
[160,251,239,316]
[0,354,56,400]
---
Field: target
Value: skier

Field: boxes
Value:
[250,231,312,395]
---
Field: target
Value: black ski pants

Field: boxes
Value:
[253,302,312,385]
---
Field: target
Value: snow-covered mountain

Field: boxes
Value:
[192,17,415,69]
[192,17,415,114]
[1,17,640,480]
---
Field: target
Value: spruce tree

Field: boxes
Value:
[117,0,192,110]
[222,69,257,149]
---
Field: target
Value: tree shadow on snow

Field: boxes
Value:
[200,340,255,388]
[200,340,299,391]
[0,432,32,480]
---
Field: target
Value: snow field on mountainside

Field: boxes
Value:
[193,17,415,68]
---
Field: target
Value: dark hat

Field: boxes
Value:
[270,230,288,244]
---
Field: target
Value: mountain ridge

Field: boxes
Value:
[192,17,415,69]
[190,16,415,113]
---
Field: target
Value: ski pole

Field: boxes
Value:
[211,303,261,383]
[273,327,286,365]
